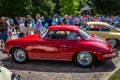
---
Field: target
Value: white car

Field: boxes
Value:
[0,62,20,80]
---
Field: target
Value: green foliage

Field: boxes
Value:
[85,0,120,15]
[78,0,86,9]
[31,0,55,18]
[109,68,120,80]
[0,0,55,18]
[0,0,33,17]
[59,0,80,15]
[52,0,61,14]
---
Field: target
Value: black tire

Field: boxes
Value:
[11,48,29,63]
[74,51,95,68]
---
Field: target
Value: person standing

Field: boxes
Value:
[0,17,9,49]
[75,16,80,26]
[62,15,69,25]
[14,17,19,34]
[48,15,53,27]
[41,16,45,26]
[35,14,43,34]
[25,15,31,35]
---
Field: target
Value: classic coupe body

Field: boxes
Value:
[3,25,117,67]
[82,22,120,47]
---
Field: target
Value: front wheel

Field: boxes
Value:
[74,51,95,68]
[11,48,29,63]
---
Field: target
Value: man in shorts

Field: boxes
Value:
[0,17,9,49]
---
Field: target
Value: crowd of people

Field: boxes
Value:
[0,14,120,49]
[0,13,43,49]
[49,14,120,26]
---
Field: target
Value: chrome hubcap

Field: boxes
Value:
[108,39,117,47]
[14,49,26,62]
[77,52,92,66]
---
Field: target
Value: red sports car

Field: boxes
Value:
[2,25,117,68]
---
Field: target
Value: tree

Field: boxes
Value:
[59,0,80,15]
[85,0,120,15]
[52,0,61,14]
[0,0,33,17]
[31,0,55,18]
[0,0,55,18]
[78,0,86,10]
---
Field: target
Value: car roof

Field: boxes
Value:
[87,21,109,26]
[48,25,80,32]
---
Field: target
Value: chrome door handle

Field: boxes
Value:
[60,45,66,48]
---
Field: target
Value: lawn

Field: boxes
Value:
[109,69,120,80]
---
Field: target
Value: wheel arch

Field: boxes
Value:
[9,47,26,54]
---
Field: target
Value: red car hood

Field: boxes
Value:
[89,35,106,43]
[88,35,111,48]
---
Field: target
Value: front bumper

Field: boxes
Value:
[97,51,118,61]
[103,51,117,58]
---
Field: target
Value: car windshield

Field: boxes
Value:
[81,24,88,30]
[41,28,48,38]
[109,24,117,30]
[79,30,90,39]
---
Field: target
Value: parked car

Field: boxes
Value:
[0,61,20,80]
[81,22,120,47]
[2,25,117,68]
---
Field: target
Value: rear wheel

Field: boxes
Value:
[74,51,95,68]
[11,48,28,63]
[107,39,117,48]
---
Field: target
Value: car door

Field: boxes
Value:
[34,30,68,60]
[98,25,111,39]
[65,31,83,59]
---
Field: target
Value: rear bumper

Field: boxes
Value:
[2,49,8,54]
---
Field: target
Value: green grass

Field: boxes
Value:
[109,69,120,80]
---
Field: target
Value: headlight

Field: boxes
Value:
[11,74,20,80]
[110,47,114,53]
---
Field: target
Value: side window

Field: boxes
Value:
[66,31,81,40]
[87,25,99,31]
[45,30,56,39]
[100,26,110,31]
[45,30,67,40]
[87,25,110,32]
[58,31,67,39]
